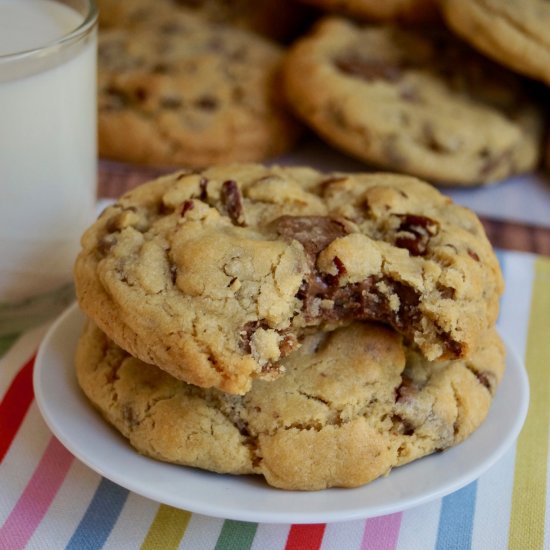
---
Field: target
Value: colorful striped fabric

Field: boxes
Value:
[0,251,549,550]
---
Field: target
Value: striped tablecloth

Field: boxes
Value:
[1,249,549,550]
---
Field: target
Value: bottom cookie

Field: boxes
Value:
[75,318,504,490]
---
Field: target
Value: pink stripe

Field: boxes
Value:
[0,437,74,549]
[361,513,402,550]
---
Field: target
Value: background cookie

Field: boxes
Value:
[283,17,543,186]
[98,11,301,167]
[299,0,439,24]
[96,0,315,43]
[76,321,505,490]
[438,0,550,87]
[75,164,503,394]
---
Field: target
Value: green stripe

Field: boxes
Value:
[214,520,257,550]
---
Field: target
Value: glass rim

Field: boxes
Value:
[0,0,98,62]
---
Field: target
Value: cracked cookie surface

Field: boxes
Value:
[74,164,503,394]
[76,320,505,490]
[98,10,300,167]
[283,17,543,186]
[439,0,550,87]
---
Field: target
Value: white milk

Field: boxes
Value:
[0,0,97,304]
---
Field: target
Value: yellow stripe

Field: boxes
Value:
[509,257,550,550]
[140,505,191,550]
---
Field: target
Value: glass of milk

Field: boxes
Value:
[0,0,97,335]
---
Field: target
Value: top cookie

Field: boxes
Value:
[438,0,550,87]
[299,0,439,23]
[74,164,503,394]
[283,18,543,186]
[98,11,300,167]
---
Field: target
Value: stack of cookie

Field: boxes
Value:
[74,164,506,490]
[95,0,550,186]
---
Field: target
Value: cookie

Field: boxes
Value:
[76,320,505,490]
[283,17,543,186]
[438,0,550,87]
[299,0,439,24]
[96,0,313,43]
[74,164,503,394]
[97,11,301,167]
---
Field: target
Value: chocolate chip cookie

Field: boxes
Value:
[74,164,503,394]
[438,0,550,87]
[98,11,301,167]
[76,320,505,490]
[97,0,312,43]
[283,17,543,186]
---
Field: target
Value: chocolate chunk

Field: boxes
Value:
[475,370,495,392]
[467,249,480,262]
[272,216,350,261]
[299,270,420,337]
[134,87,148,102]
[221,180,245,226]
[437,283,455,299]
[181,200,194,216]
[394,214,439,256]
[195,95,219,111]
[324,256,347,287]
[335,54,402,82]
[391,414,415,436]
[199,177,209,201]
[170,263,178,285]
[279,333,299,357]
[239,321,260,353]
[103,86,128,111]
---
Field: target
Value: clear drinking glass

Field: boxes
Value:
[0,0,98,335]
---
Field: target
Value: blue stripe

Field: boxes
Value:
[65,478,128,550]
[435,481,477,550]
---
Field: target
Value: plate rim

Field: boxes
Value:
[33,303,530,524]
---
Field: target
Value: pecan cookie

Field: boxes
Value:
[299,0,438,23]
[98,11,300,167]
[439,0,550,87]
[76,320,505,490]
[283,17,543,186]
[74,164,503,394]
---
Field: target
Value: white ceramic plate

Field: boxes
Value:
[34,303,529,524]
